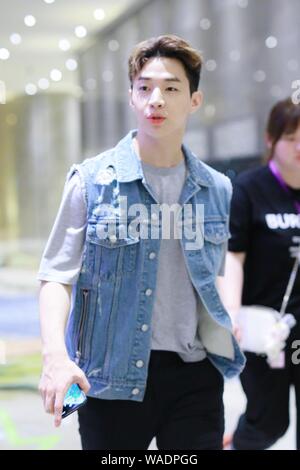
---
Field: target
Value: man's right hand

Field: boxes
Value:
[39,353,91,428]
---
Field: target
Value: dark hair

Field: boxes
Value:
[265,97,300,161]
[128,34,202,95]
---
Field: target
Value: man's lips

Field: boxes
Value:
[147,116,166,123]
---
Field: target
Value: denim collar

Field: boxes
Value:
[99,129,214,188]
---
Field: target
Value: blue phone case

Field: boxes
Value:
[62,384,87,419]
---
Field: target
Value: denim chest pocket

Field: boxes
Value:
[202,218,229,272]
[86,218,140,277]
[203,219,229,244]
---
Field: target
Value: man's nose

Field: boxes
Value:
[148,88,165,108]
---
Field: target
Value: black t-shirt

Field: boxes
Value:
[228,165,300,317]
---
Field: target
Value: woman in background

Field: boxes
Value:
[219,98,300,449]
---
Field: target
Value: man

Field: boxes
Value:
[37,34,245,450]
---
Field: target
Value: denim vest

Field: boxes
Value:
[65,130,245,401]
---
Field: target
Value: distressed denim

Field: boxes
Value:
[65,130,245,401]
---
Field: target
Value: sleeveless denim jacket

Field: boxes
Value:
[65,130,245,401]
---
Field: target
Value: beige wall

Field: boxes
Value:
[0,93,81,241]
[0,104,18,240]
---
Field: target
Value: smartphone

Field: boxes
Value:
[62,383,87,419]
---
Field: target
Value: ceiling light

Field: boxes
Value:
[44,0,55,4]
[59,39,71,51]
[108,40,119,52]
[24,15,36,27]
[50,69,62,81]
[205,60,217,71]
[25,83,37,95]
[74,26,87,38]
[94,9,106,21]
[10,33,22,45]
[65,59,78,71]
[38,78,50,90]
[0,48,10,60]
[200,18,211,30]
[265,36,278,48]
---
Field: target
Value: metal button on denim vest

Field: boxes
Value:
[65,130,246,401]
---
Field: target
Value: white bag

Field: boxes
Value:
[237,306,296,367]
[237,305,280,354]
[237,255,299,363]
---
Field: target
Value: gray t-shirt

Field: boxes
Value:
[141,160,206,362]
[37,161,206,362]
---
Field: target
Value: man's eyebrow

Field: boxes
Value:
[137,76,182,83]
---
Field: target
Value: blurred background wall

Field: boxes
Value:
[1,94,81,240]
[1,0,299,242]
[0,0,299,450]
[79,0,300,162]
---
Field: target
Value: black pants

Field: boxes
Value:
[233,341,300,450]
[78,350,224,450]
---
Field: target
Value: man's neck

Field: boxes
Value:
[273,160,300,189]
[133,131,184,168]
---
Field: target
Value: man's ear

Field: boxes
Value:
[190,90,203,114]
[129,88,134,108]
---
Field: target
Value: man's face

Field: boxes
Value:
[129,57,202,139]
[271,124,300,172]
